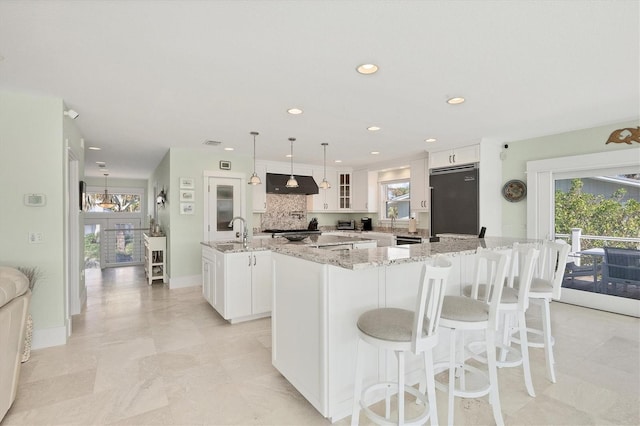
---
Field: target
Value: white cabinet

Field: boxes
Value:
[309,166,338,211]
[337,172,352,210]
[202,247,215,305]
[429,144,479,169]
[251,161,267,213]
[352,170,377,212]
[352,241,377,250]
[203,248,272,323]
[144,234,166,285]
[410,157,429,212]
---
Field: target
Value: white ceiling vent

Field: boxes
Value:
[203,140,222,146]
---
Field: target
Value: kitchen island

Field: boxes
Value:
[269,236,531,422]
[203,235,533,421]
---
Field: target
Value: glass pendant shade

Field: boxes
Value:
[286,137,299,188]
[248,131,261,185]
[97,174,116,209]
[320,142,331,189]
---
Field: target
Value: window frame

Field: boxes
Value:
[379,178,411,223]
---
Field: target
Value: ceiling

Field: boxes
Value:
[1,1,638,179]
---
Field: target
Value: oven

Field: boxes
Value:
[395,235,423,245]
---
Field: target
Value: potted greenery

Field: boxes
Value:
[17,266,40,362]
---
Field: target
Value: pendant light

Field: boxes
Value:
[248,131,261,185]
[98,173,116,209]
[319,142,331,189]
[286,137,298,188]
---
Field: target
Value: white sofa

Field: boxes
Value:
[0,267,31,422]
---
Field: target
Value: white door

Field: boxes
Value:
[207,177,242,241]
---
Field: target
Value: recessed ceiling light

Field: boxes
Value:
[447,97,465,105]
[334,159,342,163]
[425,138,437,142]
[370,151,380,155]
[224,147,234,151]
[287,108,303,115]
[357,63,378,75]
[286,154,293,158]
[88,146,101,150]
[367,126,381,131]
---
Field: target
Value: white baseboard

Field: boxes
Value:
[32,325,67,350]
[169,274,202,289]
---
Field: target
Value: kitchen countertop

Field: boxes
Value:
[202,236,535,270]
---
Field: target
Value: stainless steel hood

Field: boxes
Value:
[266,173,319,195]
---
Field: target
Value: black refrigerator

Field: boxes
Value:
[430,164,479,236]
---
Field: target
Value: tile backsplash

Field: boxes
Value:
[260,194,308,230]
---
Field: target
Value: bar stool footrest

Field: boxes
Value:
[360,382,432,426]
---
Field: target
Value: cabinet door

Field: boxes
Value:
[410,158,429,212]
[251,251,273,314]
[252,162,267,212]
[351,170,377,212]
[337,172,351,210]
[452,144,479,165]
[309,167,337,211]
[429,150,453,169]
[202,257,214,304]
[225,252,253,319]
[214,250,226,316]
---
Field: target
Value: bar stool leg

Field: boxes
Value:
[486,329,505,426]
[397,351,405,425]
[447,329,456,426]
[351,339,364,426]
[518,310,536,397]
[541,299,556,383]
[423,350,439,426]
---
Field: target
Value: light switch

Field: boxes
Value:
[29,232,43,244]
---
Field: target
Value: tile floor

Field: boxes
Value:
[3,266,639,425]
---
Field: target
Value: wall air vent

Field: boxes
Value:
[203,140,222,146]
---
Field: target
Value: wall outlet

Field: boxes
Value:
[28,232,43,244]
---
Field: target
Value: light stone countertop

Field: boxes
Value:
[201,236,536,270]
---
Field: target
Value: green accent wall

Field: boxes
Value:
[0,90,85,341]
[501,119,640,237]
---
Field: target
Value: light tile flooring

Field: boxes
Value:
[3,266,639,425]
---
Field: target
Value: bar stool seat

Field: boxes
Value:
[351,256,452,426]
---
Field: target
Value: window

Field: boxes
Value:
[86,188,142,212]
[381,180,410,220]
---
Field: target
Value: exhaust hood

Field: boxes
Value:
[266,173,319,195]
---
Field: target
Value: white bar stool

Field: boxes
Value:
[351,256,453,426]
[516,240,570,383]
[464,243,540,397]
[436,248,509,426]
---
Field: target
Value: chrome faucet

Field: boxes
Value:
[228,216,248,247]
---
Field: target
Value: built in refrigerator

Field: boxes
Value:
[429,163,479,236]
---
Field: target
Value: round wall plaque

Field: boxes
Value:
[502,179,527,202]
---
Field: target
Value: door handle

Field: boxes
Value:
[254,255,256,266]
[449,154,452,163]
[452,154,456,163]
[248,255,251,267]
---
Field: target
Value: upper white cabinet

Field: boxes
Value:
[309,166,338,212]
[352,170,378,212]
[429,144,479,169]
[251,161,268,213]
[410,157,429,212]
[337,172,352,210]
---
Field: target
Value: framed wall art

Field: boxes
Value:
[180,202,195,215]
[179,177,195,189]
[180,189,195,202]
